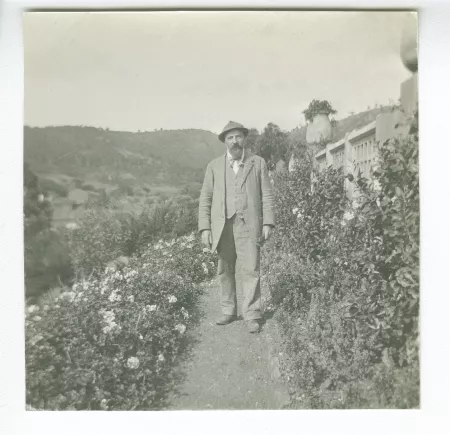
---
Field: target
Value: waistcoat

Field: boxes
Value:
[225,159,245,219]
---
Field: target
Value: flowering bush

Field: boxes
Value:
[68,198,201,278]
[262,113,419,408]
[67,208,132,278]
[140,232,217,284]
[25,246,206,410]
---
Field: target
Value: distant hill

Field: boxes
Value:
[24,126,225,192]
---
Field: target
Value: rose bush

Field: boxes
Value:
[67,197,201,279]
[26,231,217,410]
[140,232,217,284]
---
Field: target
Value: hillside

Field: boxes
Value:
[24,126,225,225]
[24,125,225,196]
[24,126,223,178]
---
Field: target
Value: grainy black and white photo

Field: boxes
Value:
[23,11,419,410]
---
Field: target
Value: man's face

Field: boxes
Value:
[224,129,246,158]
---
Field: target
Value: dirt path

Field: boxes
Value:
[166,278,290,410]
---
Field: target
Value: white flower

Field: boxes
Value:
[29,334,44,346]
[127,295,135,303]
[102,322,120,334]
[100,309,115,322]
[139,334,144,340]
[175,323,186,334]
[76,291,84,299]
[60,291,76,303]
[33,316,42,322]
[181,307,189,320]
[126,357,140,369]
[168,295,177,304]
[27,305,39,314]
[186,244,193,249]
[146,304,157,312]
[158,353,165,362]
[343,210,355,221]
[201,262,209,274]
[202,247,210,253]
[100,399,108,410]
[108,290,122,303]
[292,207,299,215]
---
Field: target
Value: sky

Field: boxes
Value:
[24,11,415,134]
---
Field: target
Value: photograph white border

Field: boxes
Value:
[1,1,449,434]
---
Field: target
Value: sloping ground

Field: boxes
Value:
[166,279,290,410]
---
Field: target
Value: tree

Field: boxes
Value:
[245,128,260,155]
[254,123,289,170]
[24,162,53,238]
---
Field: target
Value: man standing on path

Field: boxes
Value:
[198,121,275,334]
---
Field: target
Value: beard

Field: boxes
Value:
[229,144,243,159]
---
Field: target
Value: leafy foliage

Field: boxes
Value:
[262,112,419,408]
[252,123,289,170]
[25,235,214,410]
[303,99,337,123]
[24,163,53,238]
[24,164,73,299]
[67,196,200,279]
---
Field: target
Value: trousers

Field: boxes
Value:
[216,214,261,320]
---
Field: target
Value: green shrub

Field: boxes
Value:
[67,208,132,277]
[140,232,217,284]
[262,113,419,408]
[67,194,202,280]
[24,228,73,300]
[25,250,203,410]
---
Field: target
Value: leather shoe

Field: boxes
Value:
[216,314,236,325]
[247,320,261,333]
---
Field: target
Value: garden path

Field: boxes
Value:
[166,278,290,410]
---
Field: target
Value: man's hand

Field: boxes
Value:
[262,225,273,243]
[201,230,212,250]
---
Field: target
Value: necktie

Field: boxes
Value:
[230,158,239,174]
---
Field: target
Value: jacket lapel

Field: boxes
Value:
[240,152,255,187]
[219,154,226,211]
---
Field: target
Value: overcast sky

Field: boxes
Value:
[24,11,414,134]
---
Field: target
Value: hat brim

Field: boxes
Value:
[218,127,249,143]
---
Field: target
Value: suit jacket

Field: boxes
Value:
[198,150,275,253]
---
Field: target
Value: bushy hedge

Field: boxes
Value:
[25,232,217,410]
[262,113,419,408]
[25,228,73,300]
[68,197,199,278]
